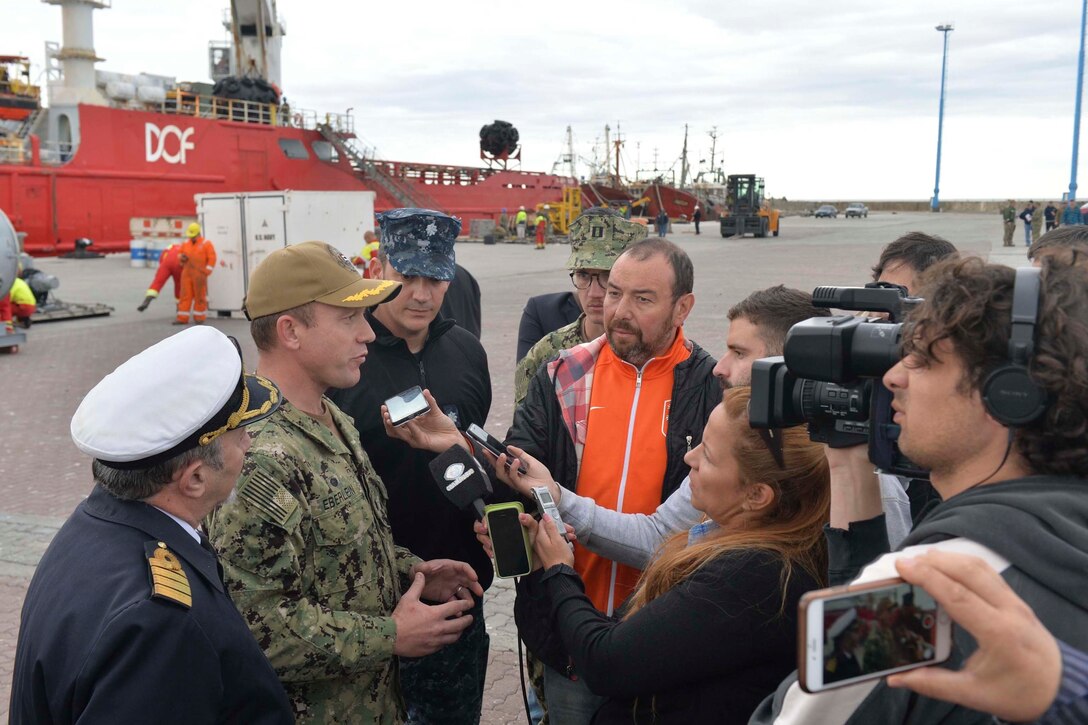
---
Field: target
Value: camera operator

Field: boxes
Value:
[750,256,1088,723]
[826,233,957,584]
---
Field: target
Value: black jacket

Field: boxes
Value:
[329,312,497,589]
[517,291,582,361]
[508,337,720,505]
[542,551,818,724]
[439,263,482,339]
[752,475,1088,725]
[506,336,721,671]
[10,485,292,724]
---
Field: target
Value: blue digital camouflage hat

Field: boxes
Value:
[376,208,461,281]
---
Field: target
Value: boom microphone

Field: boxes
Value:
[429,445,493,520]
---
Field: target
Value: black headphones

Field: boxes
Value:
[980,267,1048,426]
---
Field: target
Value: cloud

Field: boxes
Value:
[4,0,1087,198]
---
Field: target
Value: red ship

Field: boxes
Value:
[0,0,577,256]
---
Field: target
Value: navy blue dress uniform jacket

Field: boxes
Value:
[516,291,582,361]
[9,484,293,724]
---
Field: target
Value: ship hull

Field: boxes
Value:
[1,104,575,255]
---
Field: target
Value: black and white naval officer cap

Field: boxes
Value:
[71,326,280,470]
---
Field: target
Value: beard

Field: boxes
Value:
[607,316,676,367]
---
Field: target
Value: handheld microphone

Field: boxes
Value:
[429,445,493,520]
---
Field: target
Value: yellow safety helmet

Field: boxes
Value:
[186,222,201,238]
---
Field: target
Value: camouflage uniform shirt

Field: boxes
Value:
[207,398,421,724]
[514,315,587,407]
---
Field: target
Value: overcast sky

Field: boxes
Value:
[5,0,1088,200]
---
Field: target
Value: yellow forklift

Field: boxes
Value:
[719,174,780,238]
[536,186,583,235]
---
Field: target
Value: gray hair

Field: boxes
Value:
[92,440,225,501]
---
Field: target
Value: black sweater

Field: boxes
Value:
[539,549,820,725]
[328,313,496,588]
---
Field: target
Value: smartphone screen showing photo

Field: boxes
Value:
[822,582,942,686]
[385,386,428,426]
[487,506,530,578]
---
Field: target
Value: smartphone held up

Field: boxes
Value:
[483,502,533,579]
[799,577,952,693]
[385,386,429,427]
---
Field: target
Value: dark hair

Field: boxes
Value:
[620,238,694,300]
[871,232,958,282]
[902,256,1088,476]
[1028,225,1088,262]
[250,302,315,351]
[92,441,224,501]
[727,285,832,354]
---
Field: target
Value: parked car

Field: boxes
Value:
[814,205,838,218]
[845,203,869,218]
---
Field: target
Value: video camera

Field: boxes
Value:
[749,283,928,478]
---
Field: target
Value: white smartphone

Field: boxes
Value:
[384,386,429,427]
[798,577,952,693]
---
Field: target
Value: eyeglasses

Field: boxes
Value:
[757,427,786,470]
[570,271,609,290]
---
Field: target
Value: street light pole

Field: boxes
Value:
[932,23,954,212]
[1069,0,1087,201]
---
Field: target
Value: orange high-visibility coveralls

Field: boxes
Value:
[177,236,217,323]
[148,243,184,301]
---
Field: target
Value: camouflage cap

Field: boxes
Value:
[243,241,401,319]
[565,207,648,270]
[377,208,461,281]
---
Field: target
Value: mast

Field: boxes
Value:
[566,125,576,179]
[613,125,624,184]
[603,124,611,178]
[707,126,719,182]
[679,124,690,189]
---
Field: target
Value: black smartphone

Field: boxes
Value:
[466,423,527,475]
[483,502,532,579]
[385,386,429,427]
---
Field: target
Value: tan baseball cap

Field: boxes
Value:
[244,241,401,319]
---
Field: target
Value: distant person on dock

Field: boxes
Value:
[354,230,381,277]
[693,204,703,235]
[656,208,669,238]
[1044,201,1059,232]
[535,208,548,249]
[1001,200,1017,247]
[1061,199,1083,227]
[175,223,217,325]
[1030,201,1043,241]
[1019,202,1036,247]
[516,206,528,240]
[137,241,183,312]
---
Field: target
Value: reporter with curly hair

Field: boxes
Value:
[501,387,830,724]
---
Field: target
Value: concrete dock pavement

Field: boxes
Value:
[1,212,1015,720]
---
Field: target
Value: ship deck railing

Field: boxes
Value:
[0,137,73,165]
[158,91,355,136]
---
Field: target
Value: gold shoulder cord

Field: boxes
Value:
[147,542,192,608]
[199,377,280,446]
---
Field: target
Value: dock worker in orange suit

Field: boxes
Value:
[175,223,217,325]
[138,241,183,312]
[535,208,548,250]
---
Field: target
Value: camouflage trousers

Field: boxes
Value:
[1003,221,1015,246]
[401,599,489,725]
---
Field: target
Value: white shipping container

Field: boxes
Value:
[196,190,376,315]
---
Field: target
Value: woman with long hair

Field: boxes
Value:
[498,387,830,724]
